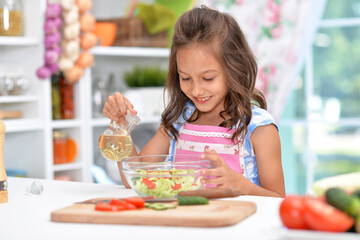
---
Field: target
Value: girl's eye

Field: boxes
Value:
[204,77,214,81]
[181,77,190,81]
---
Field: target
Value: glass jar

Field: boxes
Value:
[51,74,61,120]
[53,130,67,164]
[59,74,74,119]
[98,113,140,161]
[0,0,23,36]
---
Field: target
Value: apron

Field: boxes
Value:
[174,123,246,178]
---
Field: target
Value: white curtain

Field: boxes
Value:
[200,0,327,121]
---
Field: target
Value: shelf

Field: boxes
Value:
[51,119,83,129]
[3,119,43,132]
[0,36,39,46]
[90,46,170,58]
[91,116,160,127]
[0,95,39,103]
[53,162,83,172]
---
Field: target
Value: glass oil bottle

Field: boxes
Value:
[98,112,140,161]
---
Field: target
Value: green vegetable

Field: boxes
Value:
[177,196,209,206]
[356,214,360,233]
[145,202,176,210]
[124,66,167,87]
[352,189,360,199]
[132,168,202,199]
[325,187,360,218]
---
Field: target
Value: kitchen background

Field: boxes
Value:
[0,0,359,195]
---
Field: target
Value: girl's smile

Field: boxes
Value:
[193,96,212,103]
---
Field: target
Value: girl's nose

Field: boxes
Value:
[191,80,204,97]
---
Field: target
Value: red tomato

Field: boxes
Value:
[142,178,156,189]
[124,197,146,208]
[109,199,136,210]
[304,198,354,232]
[279,195,308,229]
[94,202,125,211]
[171,183,182,190]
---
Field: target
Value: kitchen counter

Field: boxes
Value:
[0,177,358,240]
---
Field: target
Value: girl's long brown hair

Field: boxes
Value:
[161,6,267,142]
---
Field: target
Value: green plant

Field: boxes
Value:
[124,66,167,87]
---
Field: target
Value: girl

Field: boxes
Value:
[103,6,285,198]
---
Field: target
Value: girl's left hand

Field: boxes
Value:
[200,149,244,190]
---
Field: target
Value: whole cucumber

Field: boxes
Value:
[325,187,360,218]
[177,196,209,205]
[352,189,360,199]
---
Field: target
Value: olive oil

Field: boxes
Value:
[98,113,140,161]
[98,133,133,161]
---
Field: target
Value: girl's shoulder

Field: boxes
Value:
[248,106,277,135]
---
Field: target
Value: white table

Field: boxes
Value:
[0,177,358,240]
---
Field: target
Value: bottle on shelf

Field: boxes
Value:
[53,130,77,164]
[0,0,23,36]
[53,130,67,164]
[60,75,74,119]
[51,74,61,120]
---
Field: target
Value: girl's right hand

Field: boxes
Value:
[102,92,138,122]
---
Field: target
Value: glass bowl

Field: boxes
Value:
[121,154,212,201]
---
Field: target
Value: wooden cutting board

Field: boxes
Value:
[51,198,257,227]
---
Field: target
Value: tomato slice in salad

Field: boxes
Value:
[142,178,156,189]
[303,197,354,232]
[171,183,182,190]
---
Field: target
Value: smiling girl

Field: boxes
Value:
[102,6,285,198]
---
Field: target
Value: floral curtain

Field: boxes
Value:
[200,0,327,121]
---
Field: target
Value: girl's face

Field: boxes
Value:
[176,45,228,117]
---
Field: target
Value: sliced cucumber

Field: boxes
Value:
[145,202,176,210]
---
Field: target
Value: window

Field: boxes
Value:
[280,0,360,194]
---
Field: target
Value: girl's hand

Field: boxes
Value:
[102,92,138,121]
[200,150,244,190]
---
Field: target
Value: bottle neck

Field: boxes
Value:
[109,120,134,135]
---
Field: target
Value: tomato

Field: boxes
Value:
[279,195,308,229]
[171,183,182,190]
[142,178,156,189]
[94,202,126,211]
[124,197,146,208]
[109,199,136,210]
[304,197,354,232]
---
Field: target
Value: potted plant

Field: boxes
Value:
[123,66,167,118]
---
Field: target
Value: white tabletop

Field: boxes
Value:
[0,177,358,240]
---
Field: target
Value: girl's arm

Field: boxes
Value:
[117,125,170,188]
[247,124,285,197]
[201,124,285,197]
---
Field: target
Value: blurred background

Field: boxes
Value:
[0,0,359,195]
